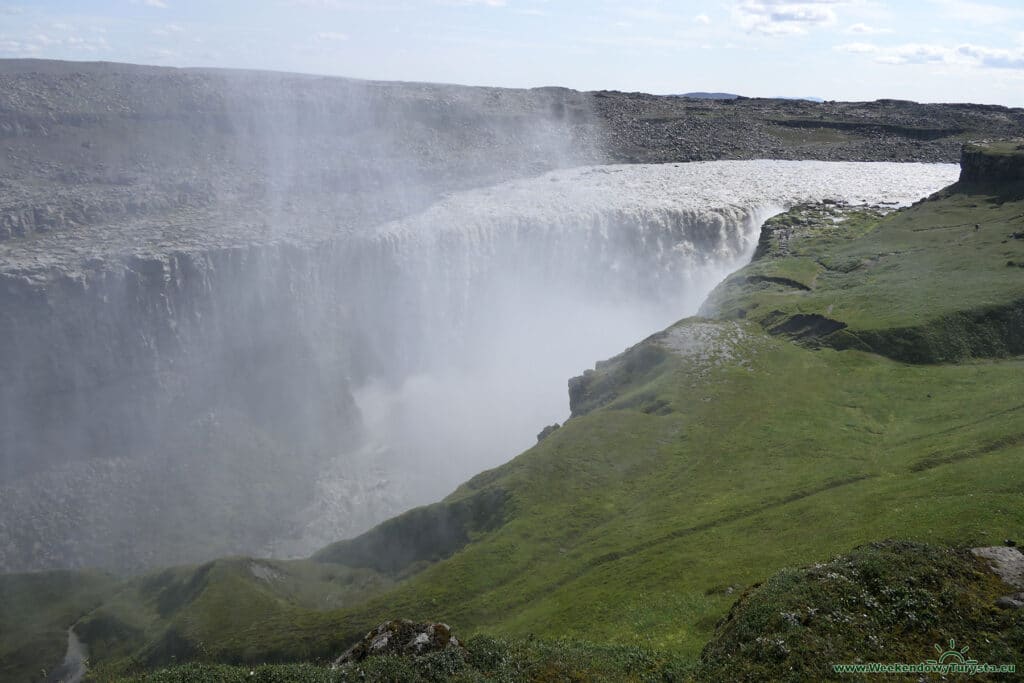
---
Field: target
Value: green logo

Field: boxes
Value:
[928,638,977,666]
[831,637,1015,676]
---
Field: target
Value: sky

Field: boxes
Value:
[0,1,1022,105]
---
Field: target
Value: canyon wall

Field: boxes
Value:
[0,60,970,573]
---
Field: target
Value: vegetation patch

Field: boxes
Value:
[5,145,1024,682]
[313,488,510,575]
[116,635,694,683]
[702,183,1024,362]
[0,570,117,681]
[699,541,1024,682]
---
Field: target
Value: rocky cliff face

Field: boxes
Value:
[1,245,362,478]
[0,59,1007,573]
[0,243,374,570]
[958,139,1024,186]
[0,161,958,573]
[0,61,607,573]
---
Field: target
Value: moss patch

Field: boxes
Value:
[699,540,1024,682]
[702,192,1024,362]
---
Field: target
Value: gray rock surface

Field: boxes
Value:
[972,546,1024,588]
[0,58,1020,573]
[333,620,464,666]
[972,546,1024,610]
[0,60,604,572]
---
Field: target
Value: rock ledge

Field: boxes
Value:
[333,619,464,665]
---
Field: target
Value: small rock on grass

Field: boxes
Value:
[333,619,465,666]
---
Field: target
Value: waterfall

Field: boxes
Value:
[266,160,960,555]
[0,161,960,570]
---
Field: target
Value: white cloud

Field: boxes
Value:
[734,0,840,36]
[65,35,111,51]
[837,40,1024,69]
[316,31,349,41]
[956,43,1024,69]
[835,41,878,54]
[930,0,1024,26]
[0,31,110,56]
[844,22,890,34]
[583,33,685,50]
[0,38,40,55]
[152,23,184,36]
[436,0,507,6]
[288,0,410,9]
[876,43,954,65]
[694,13,712,25]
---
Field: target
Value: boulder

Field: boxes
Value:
[333,619,464,665]
[536,423,560,442]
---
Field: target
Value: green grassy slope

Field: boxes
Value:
[109,541,1024,681]
[0,570,118,681]
[115,637,694,683]
[93,344,1023,673]
[4,144,1024,681]
[699,540,1023,681]
[702,191,1024,362]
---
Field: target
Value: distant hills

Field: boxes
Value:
[675,91,741,99]
[675,91,825,102]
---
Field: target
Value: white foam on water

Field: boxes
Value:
[294,161,960,548]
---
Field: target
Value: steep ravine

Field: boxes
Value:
[0,193,763,572]
[0,161,959,573]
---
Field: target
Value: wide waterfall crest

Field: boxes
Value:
[292,161,960,555]
[0,161,961,570]
[350,161,958,373]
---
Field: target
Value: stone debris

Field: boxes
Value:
[972,546,1024,588]
[657,320,758,373]
[995,594,1024,610]
[972,546,1024,610]
[248,561,283,583]
[333,620,465,666]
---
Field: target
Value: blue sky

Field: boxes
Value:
[1,1,1022,105]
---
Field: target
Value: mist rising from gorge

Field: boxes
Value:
[273,160,959,555]
[0,63,961,571]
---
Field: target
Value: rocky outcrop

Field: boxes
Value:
[593,93,1024,164]
[0,60,606,248]
[313,487,508,574]
[699,541,1024,681]
[0,243,362,479]
[0,240,373,572]
[0,59,994,574]
[973,546,1024,609]
[333,620,464,666]
[0,184,215,241]
[536,423,560,442]
[0,61,610,572]
[958,140,1024,186]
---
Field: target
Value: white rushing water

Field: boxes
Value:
[283,160,959,553]
[0,160,962,571]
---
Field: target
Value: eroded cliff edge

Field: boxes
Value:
[0,59,1019,574]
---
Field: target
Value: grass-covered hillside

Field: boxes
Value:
[104,541,1024,682]
[0,570,116,681]
[700,540,1023,682]
[3,142,1024,681]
